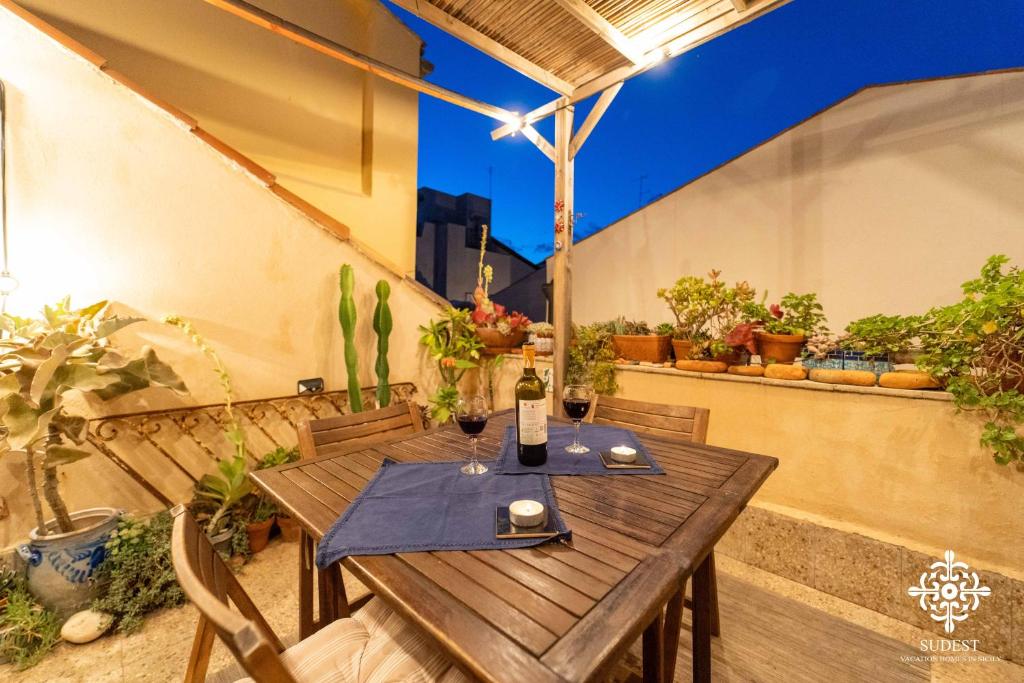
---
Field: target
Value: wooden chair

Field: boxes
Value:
[592,395,720,637]
[170,506,466,683]
[293,401,426,638]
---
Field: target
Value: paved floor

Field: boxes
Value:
[1,540,1020,682]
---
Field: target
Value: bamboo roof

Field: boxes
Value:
[390,0,791,97]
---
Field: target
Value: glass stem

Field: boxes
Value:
[471,436,478,465]
[574,420,581,448]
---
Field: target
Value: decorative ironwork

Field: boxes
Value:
[84,384,417,507]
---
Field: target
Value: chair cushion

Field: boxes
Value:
[236,599,470,683]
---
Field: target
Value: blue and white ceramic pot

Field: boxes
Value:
[17,507,122,616]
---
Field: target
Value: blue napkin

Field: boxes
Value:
[316,459,571,568]
[493,423,665,475]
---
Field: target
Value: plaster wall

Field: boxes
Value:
[558,70,1024,331]
[18,0,422,273]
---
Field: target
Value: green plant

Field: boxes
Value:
[527,322,554,338]
[162,316,245,462]
[743,292,827,337]
[917,255,1024,469]
[338,264,363,412]
[0,578,60,669]
[609,317,652,336]
[419,308,483,423]
[256,445,299,470]
[657,270,755,357]
[373,280,393,408]
[481,353,505,410]
[842,314,921,357]
[655,322,675,337]
[568,323,617,395]
[0,299,186,535]
[92,512,185,633]
[195,453,252,534]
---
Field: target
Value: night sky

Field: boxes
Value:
[388,0,1024,263]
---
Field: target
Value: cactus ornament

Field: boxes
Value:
[373,279,393,408]
[338,264,363,412]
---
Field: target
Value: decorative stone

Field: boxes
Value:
[879,371,941,390]
[809,369,877,386]
[61,609,113,644]
[727,365,765,377]
[764,364,807,381]
[676,360,727,373]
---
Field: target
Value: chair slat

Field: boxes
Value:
[593,396,709,444]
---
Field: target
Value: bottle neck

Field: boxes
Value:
[522,366,537,377]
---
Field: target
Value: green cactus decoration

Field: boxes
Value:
[338,264,363,412]
[373,279,393,408]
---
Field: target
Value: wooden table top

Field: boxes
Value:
[251,411,777,683]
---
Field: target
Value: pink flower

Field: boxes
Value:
[493,302,507,318]
[769,303,783,319]
[471,306,491,325]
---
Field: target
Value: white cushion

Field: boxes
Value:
[236,599,470,683]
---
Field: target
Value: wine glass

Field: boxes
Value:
[456,395,489,475]
[562,385,593,454]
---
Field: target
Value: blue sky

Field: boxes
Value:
[389,0,1024,263]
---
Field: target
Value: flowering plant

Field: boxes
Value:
[470,299,530,334]
[742,292,827,337]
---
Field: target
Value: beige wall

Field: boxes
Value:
[19,0,422,274]
[558,71,1024,330]
[0,3,439,411]
[610,367,1021,576]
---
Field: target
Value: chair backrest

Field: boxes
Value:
[297,401,425,460]
[170,506,294,683]
[592,395,710,444]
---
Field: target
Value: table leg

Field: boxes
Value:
[299,529,314,638]
[708,551,721,638]
[662,584,685,682]
[692,555,713,683]
[642,609,665,683]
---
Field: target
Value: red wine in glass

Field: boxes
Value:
[457,414,488,435]
[562,398,591,421]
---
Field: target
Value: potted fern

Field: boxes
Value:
[0,299,185,615]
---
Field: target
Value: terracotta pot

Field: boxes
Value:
[755,331,806,365]
[713,349,744,366]
[476,327,526,352]
[246,517,275,554]
[612,335,671,363]
[671,339,694,361]
[276,516,301,543]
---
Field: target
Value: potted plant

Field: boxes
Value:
[743,292,827,365]
[471,300,531,352]
[0,299,186,615]
[527,322,554,355]
[243,497,276,554]
[419,307,484,423]
[658,270,755,365]
[191,453,252,553]
[256,446,300,541]
[609,318,671,364]
[841,314,921,375]
[917,255,1024,470]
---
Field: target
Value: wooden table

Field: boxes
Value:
[251,411,776,683]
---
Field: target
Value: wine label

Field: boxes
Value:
[517,398,548,446]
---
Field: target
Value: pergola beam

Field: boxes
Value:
[552,0,646,64]
[729,0,749,10]
[200,0,519,125]
[388,0,574,96]
[493,0,790,141]
[521,124,555,162]
[569,83,622,159]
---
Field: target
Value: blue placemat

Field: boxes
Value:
[316,459,571,568]
[493,423,665,475]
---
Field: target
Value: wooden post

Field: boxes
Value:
[552,105,574,417]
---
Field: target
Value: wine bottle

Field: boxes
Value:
[515,343,548,466]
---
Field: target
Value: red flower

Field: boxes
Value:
[492,303,507,318]
[769,303,783,319]
[470,306,491,325]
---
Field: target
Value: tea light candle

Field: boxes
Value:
[610,445,637,463]
[509,499,546,527]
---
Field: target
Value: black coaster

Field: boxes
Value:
[495,506,561,539]
[598,449,654,469]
